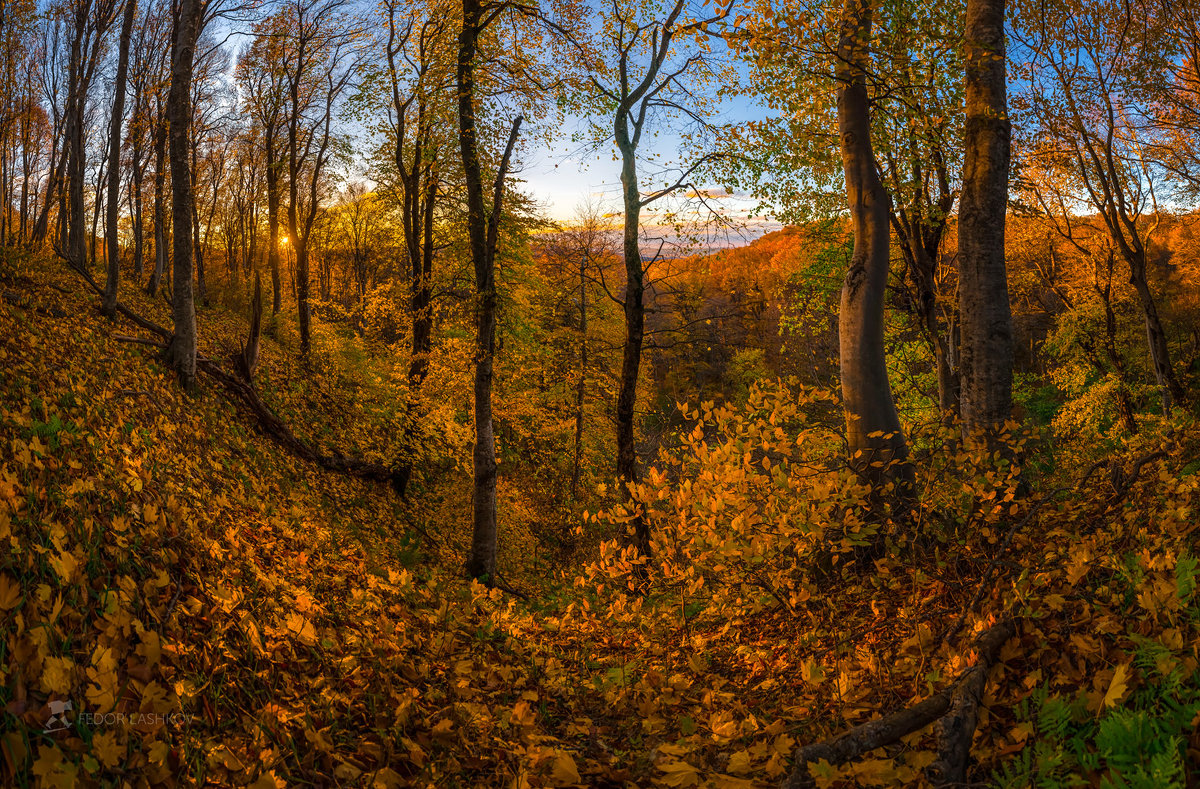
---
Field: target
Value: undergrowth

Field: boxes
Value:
[1,250,1198,787]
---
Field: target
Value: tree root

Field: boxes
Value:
[782,619,1018,789]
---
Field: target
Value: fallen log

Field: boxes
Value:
[782,619,1017,789]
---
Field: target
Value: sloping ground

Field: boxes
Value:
[1,250,1199,788]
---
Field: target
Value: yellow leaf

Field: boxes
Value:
[32,743,78,788]
[712,776,756,789]
[286,612,317,646]
[1102,663,1131,710]
[92,730,125,769]
[510,700,536,729]
[136,630,162,667]
[656,759,699,787]
[548,750,581,785]
[0,573,21,610]
[48,550,78,585]
[41,657,75,695]
[726,750,752,775]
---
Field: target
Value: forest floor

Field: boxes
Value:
[1,249,1199,788]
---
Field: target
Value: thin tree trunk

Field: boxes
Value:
[459,0,521,581]
[1127,255,1185,411]
[265,131,282,314]
[147,112,167,295]
[193,186,205,303]
[958,0,1014,437]
[286,69,309,353]
[615,133,651,557]
[103,0,137,317]
[91,147,108,269]
[65,2,87,268]
[571,250,587,502]
[30,137,63,248]
[835,0,912,496]
[166,0,202,389]
[18,118,30,244]
[131,139,144,277]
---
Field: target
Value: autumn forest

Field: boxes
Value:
[1,0,1199,785]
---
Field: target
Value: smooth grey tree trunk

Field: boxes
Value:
[166,0,202,388]
[147,112,167,295]
[103,0,137,317]
[958,0,1014,436]
[835,0,912,494]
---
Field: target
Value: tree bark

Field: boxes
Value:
[130,112,145,278]
[265,129,282,314]
[958,0,1014,437]
[64,1,88,269]
[103,0,137,318]
[835,0,912,494]
[571,249,588,502]
[1128,252,1185,411]
[458,0,521,581]
[166,0,202,388]
[615,132,651,557]
[147,111,168,296]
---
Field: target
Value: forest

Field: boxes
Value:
[1,0,1200,785]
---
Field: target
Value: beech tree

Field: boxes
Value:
[734,0,912,490]
[382,0,454,495]
[568,0,733,559]
[458,0,524,581]
[59,0,118,270]
[833,0,910,491]
[102,0,138,317]
[165,0,205,386]
[957,0,1014,436]
[872,4,965,420]
[278,0,359,356]
[238,18,289,314]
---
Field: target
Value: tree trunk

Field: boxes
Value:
[958,0,1014,437]
[615,133,652,557]
[1127,254,1186,412]
[286,67,309,353]
[835,0,912,495]
[130,123,144,278]
[265,131,282,315]
[459,0,495,581]
[458,0,521,581]
[147,113,167,296]
[103,0,137,318]
[903,236,959,418]
[64,3,87,269]
[193,187,205,303]
[571,249,588,502]
[30,137,64,248]
[166,0,202,389]
[90,147,107,269]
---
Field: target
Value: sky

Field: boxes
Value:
[510,43,778,233]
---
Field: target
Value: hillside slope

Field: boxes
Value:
[2,250,1200,788]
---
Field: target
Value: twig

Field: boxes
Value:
[114,334,168,350]
[113,389,164,413]
[933,492,1061,651]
